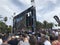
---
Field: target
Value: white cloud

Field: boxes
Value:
[3,5,13,13]
[18,0,31,5]
[37,6,60,24]
[0,0,60,25]
[35,0,60,24]
[0,0,21,25]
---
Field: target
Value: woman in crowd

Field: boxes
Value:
[18,34,30,45]
[29,35,37,45]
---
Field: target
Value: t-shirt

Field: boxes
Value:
[18,40,30,45]
[52,40,60,45]
[0,39,3,45]
[55,32,58,36]
[44,40,51,45]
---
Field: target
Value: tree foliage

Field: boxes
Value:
[0,16,54,33]
[36,21,53,30]
[36,21,42,30]
[0,16,12,33]
[4,17,7,22]
[0,21,8,33]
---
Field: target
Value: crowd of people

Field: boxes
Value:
[0,29,60,45]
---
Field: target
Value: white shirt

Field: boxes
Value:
[0,39,3,45]
[23,42,30,45]
[55,32,58,36]
[52,31,55,34]
[18,40,30,45]
[44,40,51,45]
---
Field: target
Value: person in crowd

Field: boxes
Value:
[41,35,51,45]
[55,30,58,37]
[15,36,20,42]
[52,32,60,45]
[2,38,10,45]
[50,32,56,42]
[55,30,59,40]
[18,34,30,45]
[45,34,50,42]
[0,36,3,45]
[29,35,37,45]
[8,36,19,45]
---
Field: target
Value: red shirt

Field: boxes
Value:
[52,40,60,45]
[56,41,60,45]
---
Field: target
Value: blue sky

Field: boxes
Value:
[0,0,60,25]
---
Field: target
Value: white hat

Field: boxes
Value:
[15,36,19,38]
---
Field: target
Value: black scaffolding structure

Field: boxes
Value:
[13,6,36,34]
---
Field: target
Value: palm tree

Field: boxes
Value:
[36,21,42,30]
[4,17,8,22]
[43,21,48,29]
[47,23,53,29]
[7,25,12,33]
[0,21,8,33]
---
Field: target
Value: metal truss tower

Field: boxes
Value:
[31,0,36,32]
